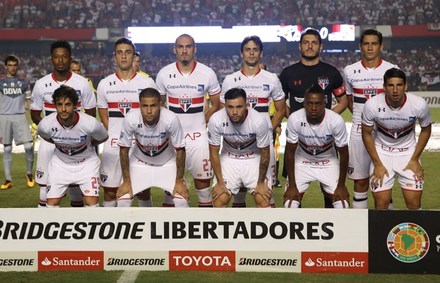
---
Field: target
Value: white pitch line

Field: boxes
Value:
[117,270,140,283]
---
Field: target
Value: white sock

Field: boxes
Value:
[138,199,153,207]
[103,200,117,207]
[117,194,133,207]
[163,192,175,207]
[86,203,100,208]
[388,199,394,210]
[46,204,59,208]
[352,192,368,209]
[196,187,212,207]
[173,194,189,208]
[284,200,300,208]
[39,186,47,207]
[333,200,349,209]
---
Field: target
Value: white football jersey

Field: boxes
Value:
[118,108,185,166]
[286,109,348,162]
[156,62,221,134]
[362,92,432,151]
[38,112,108,163]
[208,107,270,160]
[31,72,96,116]
[221,69,285,128]
[97,73,157,138]
[343,59,398,136]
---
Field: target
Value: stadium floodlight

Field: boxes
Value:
[127,24,355,44]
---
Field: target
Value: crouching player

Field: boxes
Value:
[284,85,349,208]
[116,88,189,207]
[37,85,108,208]
[208,88,272,208]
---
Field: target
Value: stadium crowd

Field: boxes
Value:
[1,47,439,91]
[0,0,438,28]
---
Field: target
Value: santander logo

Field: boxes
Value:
[304,258,315,267]
[302,252,368,274]
[38,251,104,271]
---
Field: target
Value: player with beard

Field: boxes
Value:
[279,29,347,208]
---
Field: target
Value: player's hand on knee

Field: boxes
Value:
[403,159,424,181]
[333,184,349,208]
[371,164,388,188]
[173,179,189,200]
[212,183,228,201]
[117,182,133,199]
[254,182,271,202]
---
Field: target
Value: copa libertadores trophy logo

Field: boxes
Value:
[387,222,430,263]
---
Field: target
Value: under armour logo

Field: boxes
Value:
[169,74,176,78]
[222,122,229,127]
[293,80,301,85]
[234,77,241,82]
[51,127,58,132]
[354,69,361,74]
[378,107,385,112]
[300,122,306,127]
[109,81,116,86]
[45,83,52,87]
[137,124,142,128]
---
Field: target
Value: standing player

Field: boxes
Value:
[156,34,221,207]
[31,40,96,208]
[279,28,347,208]
[38,86,108,208]
[362,68,432,210]
[221,35,285,207]
[117,88,189,207]
[0,54,34,190]
[70,59,97,95]
[343,29,398,208]
[284,85,349,209]
[208,88,272,208]
[97,37,157,207]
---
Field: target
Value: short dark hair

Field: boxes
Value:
[71,59,80,65]
[52,85,79,106]
[360,29,383,45]
[4,54,19,65]
[224,88,246,102]
[383,68,406,84]
[51,40,72,57]
[114,37,136,53]
[300,29,322,45]
[134,51,141,58]
[139,87,161,102]
[241,35,263,52]
[175,34,195,46]
[305,84,326,99]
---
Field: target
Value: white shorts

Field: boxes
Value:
[99,144,122,189]
[185,136,213,180]
[294,158,340,195]
[46,155,100,199]
[129,155,176,195]
[213,158,272,195]
[0,114,33,145]
[348,136,371,180]
[35,139,55,185]
[369,148,423,192]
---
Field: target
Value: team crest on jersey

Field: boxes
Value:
[118,100,132,115]
[145,146,159,156]
[197,84,205,92]
[247,97,258,109]
[318,77,329,90]
[363,89,377,97]
[388,127,403,139]
[179,98,192,112]
[36,169,44,179]
[100,172,108,183]
[263,84,270,91]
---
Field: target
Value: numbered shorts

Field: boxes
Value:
[129,155,176,195]
[213,158,272,195]
[369,150,423,192]
[185,137,213,180]
[46,155,100,199]
[294,159,340,195]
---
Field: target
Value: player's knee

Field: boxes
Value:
[354,179,369,192]
[104,188,117,200]
[253,194,271,208]
[405,199,421,210]
[3,145,12,154]
[23,142,33,151]
[213,194,231,208]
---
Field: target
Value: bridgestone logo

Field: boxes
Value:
[238,258,298,266]
[107,258,165,266]
[0,259,34,266]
